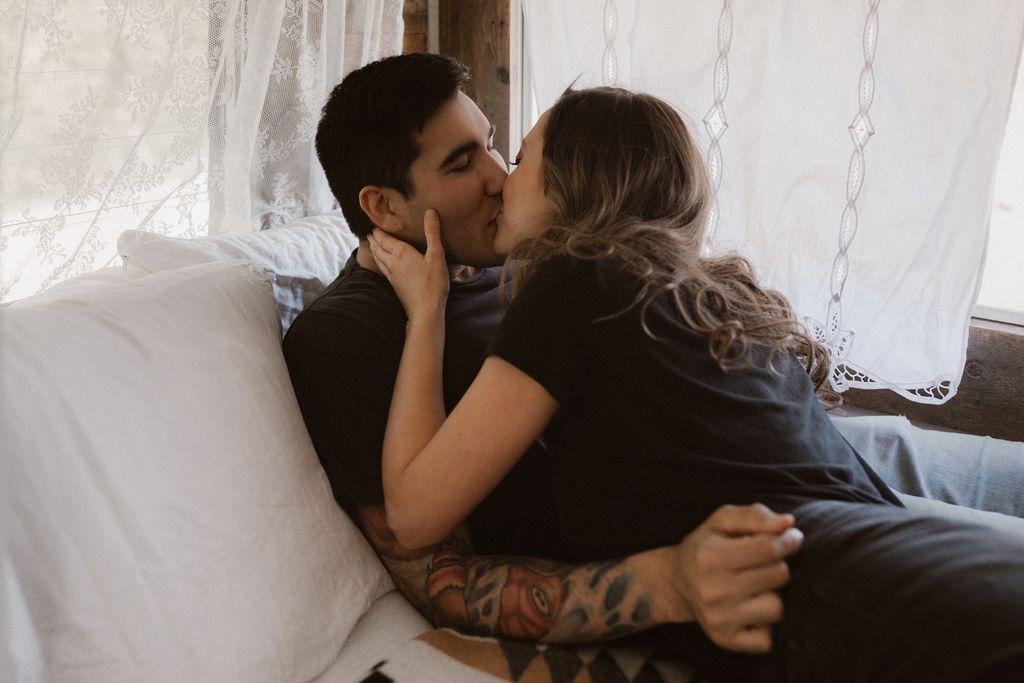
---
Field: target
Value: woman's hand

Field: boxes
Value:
[367,209,450,323]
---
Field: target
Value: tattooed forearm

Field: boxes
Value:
[355,504,672,644]
[438,554,660,643]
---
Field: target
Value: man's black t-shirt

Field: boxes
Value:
[490,255,902,563]
[283,252,555,557]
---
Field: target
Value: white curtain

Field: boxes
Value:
[523,0,1024,404]
[0,0,403,304]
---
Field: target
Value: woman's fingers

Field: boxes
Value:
[372,253,391,280]
[368,230,396,265]
[365,216,449,319]
[370,227,396,254]
[423,209,445,257]
[366,232,393,279]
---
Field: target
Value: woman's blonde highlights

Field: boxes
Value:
[502,87,836,404]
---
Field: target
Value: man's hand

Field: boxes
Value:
[367,210,449,324]
[663,503,803,654]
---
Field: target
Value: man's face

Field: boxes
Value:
[392,92,507,268]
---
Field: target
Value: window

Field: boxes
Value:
[975,46,1024,327]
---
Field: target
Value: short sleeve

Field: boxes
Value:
[283,309,401,507]
[489,257,595,405]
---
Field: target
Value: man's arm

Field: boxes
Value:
[355,503,802,653]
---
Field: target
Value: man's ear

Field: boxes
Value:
[358,186,405,234]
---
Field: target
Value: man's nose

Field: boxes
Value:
[483,149,508,196]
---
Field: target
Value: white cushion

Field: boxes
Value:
[1,261,392,682]
[25,266,142,301]
[117,213,358,332]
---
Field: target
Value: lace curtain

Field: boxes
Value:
[0,0,403,304]
[522,0,1024,404]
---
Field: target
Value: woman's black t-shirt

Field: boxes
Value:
[490,255,901,563]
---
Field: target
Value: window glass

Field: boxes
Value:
[976,49,1024,324]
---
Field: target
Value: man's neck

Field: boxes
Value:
[355,240,383,274]
[355,239,479,282]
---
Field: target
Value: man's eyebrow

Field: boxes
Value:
[440,141,479,168]
[438,126,496,169]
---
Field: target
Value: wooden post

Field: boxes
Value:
[403,0,429,54]
[845,321,1024,442]
[438,0,511,159]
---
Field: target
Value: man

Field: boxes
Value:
[283,53,801,653]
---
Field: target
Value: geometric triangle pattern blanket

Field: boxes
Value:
[360,628,704,683]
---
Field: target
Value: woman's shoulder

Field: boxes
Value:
[528,252,632,287]
[517,253,642,317]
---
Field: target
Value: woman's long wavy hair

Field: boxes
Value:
[504,87,837,404]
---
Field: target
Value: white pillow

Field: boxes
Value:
[1,261,392,682]
[24,266,141,302]
[117,213,358,332]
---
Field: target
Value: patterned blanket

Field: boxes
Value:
[361,628,704,683]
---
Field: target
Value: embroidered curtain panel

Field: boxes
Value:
[522,0,1024,403]
[0,0,403,304]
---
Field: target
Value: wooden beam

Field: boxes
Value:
[845,321,1024,442]
[403,0,429,54]
[438,0,511,160]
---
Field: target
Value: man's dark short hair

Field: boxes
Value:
[315,53,471,239]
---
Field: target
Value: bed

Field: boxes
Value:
[4,213,1022,682]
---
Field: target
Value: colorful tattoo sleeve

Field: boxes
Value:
[355,505,659,644]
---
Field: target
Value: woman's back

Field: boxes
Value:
[491,255,900,562]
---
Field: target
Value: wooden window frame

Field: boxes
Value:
[844,320,1024,442]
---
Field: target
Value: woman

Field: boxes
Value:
[368,87,1024,681]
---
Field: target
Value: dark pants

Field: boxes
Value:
[658,500,1024,682]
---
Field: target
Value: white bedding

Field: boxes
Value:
[2,262,393,682]
[315,591,431,683]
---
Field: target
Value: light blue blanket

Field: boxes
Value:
[833,414,1024,540]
